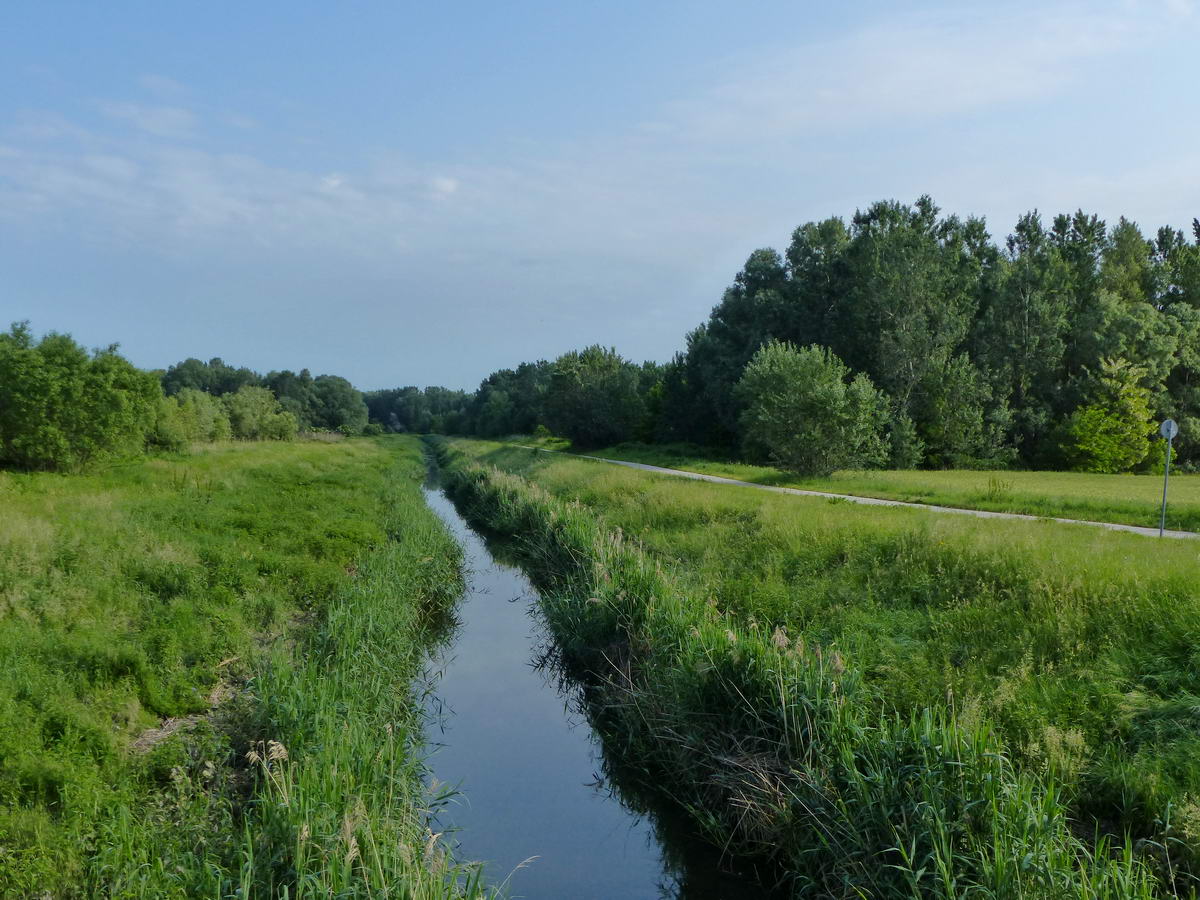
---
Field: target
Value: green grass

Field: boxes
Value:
[439,437,1200,897]
[0,436,489,898]
[568,440,1200,532]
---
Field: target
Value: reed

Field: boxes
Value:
[0,437,490,898]
[433,436,1176,897]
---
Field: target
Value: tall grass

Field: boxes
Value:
[432,438,1169,897]
[461,438,1200,872]
[580,440,1200,531]
[0,437,489,897]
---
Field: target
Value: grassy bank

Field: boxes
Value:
[0,437,487,897]
[437,437,1200,897]
[551,440,1200,532]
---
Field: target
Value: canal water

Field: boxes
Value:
[421,482,763,899]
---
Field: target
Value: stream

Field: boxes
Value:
[421,481,764,899]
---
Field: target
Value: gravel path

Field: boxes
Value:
[523,448,1199,541]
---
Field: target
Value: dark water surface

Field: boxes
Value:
[421,483,762,900]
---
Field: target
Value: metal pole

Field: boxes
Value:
[1160,438,1173,537]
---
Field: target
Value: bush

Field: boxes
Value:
[0,322,161,470]
[1063,358,1154,473]
[735,341,889,476]
[223,387,298,441]
[176,388,232,442]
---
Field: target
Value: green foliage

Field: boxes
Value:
[161,357,261,396]
[151,388,234,452]
[0,438,490,898]
[175,388,232,442]
[580,441,1200,531]
[736,341,888,476]
[222,386,299,441]
[543,345,648,448]
[0,322,162,471]
[445,198,1200,471]
[365,384,472,434]
[1064,358,1155,473]
[310,374,368,433]
[887,411,925,469]
[438,439,1174,896]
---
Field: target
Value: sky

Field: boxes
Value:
[2,1,1199,391]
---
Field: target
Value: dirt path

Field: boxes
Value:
[523,448,1200,541]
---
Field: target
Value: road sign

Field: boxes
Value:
[1161,419,1178,537]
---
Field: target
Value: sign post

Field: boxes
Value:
[1160,418,1178,537]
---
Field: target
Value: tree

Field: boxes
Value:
[1062,358,1154,473]
[543,346,647,448]
[971,212,1071,462]
[310,375,368,433]
[0,323,161,470]
[161,357,261,396]
[735,342,889,476]
[223,386,298,441]
[266,368,318,428]
[176,388,232,442]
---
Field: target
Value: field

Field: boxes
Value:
[567,441,1200,532]
[439,437,1200,897]
[0,436,488,898]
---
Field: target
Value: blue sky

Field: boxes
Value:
[3,1,1198,390]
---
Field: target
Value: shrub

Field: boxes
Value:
[0,322,161,470]
[176,388,232,442]
[735,341,889,476]
[223,386,298,441]
[1063,358,1154,473]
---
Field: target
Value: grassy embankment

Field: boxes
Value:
[437,437,1200,898]
[0,436,489,898]
[534,440,1200,532]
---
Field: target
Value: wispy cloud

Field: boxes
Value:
[98,101,197,139]
[668,4,1148,144]
[1,0,1197,373]
[139,74,188,99]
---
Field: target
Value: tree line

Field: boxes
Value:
[0,325,378,471]
[431,198,1200,474]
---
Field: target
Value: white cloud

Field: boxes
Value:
[2,0,1197,322]
[98,102,197,139]
[139,74,187,99]
[670,4,1144,143]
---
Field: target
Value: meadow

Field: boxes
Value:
[438,437,1200,897]
[570,441,1200,532]
[0,436,489,898]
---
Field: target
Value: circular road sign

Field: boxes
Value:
[1161,418,1179,441]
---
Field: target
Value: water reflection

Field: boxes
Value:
[421,481,773,899]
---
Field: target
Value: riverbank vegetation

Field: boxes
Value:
[436,436,1200,896]
[0,436,488,898]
